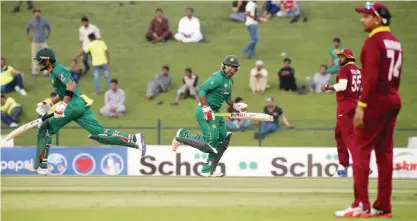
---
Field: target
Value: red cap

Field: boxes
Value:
[336,49,355,61]
[355,2,389,15]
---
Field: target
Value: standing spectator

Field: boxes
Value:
[308,64,331,94]
[1,58,27,96]
[72,33,111,95]
[146,8,173,43]
[328,37,344,75]
[11,0,34,13]
[25,8,51,77]
[69,60,82,84]
[79,16,101,74]
[249,60,268,95]
[263,0,281,19]
[254,97,292,139]
[229,1,248,22]
[171,68,199,105]
[242,1,267,59]
[1,95,22,128]
[278,58,298,93]
[174,8,204,43]
[225,97,251,131]
[100,79,126,118]
[146,65,172,100]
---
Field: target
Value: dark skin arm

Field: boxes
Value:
[61,80,76,104]
[72,50,85,61]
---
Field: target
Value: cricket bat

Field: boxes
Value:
[215,112,273,122]
[5,113,54,141]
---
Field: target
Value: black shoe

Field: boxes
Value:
[156,101,163,105]
[303,17,308,23]
[11,7,20,13]
[170,101,179,106]
[290,15,300,23]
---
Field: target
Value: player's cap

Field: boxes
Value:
[256,60,264,66]
[336,49,355,61]
[33,8,41,13]
[355,2,391,25]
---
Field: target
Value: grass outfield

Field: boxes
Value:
[1,177,417,221]
[1,2,417,147]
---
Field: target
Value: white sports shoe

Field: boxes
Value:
[9,122,18,128]
[200,172,224,177]
[25,163,48,175]
[134,133,146,156]
[171,129,183,151]
[335,205,366,217]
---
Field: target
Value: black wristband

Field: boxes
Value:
[65,90,74,97]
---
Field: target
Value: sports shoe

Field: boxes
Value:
[25,163,48,175]
[135,133,146,156]
[171,128,186,151]
[9,122,18,128]
[367,208,392,218]
[200,172,224,177]
[335,206,368,217]
[334,164,348,177]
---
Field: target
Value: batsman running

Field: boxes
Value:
[171,55,247,177]
[26,48,146,175]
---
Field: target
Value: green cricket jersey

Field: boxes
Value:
[198,70,233,112]
[49,61,81,101]
[329,45,344,63]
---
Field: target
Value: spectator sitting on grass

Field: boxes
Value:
[229,0,248,22]
[1,57,27,96]
[171,68,199,105]
[225,97,251,131]
[146,65,172,100]
[146,8,173,43]
[308,64,331,94]
[1,95,22,128]
[278,58,298,93]
[263,0,280,19]
[280,0,304,23]
[174,8,204,43]
[250,60,268,95]
[328,37,344,75]
[100,79,126,118]
[254,97,293,139]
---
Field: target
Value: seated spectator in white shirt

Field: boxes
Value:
[250,60,268,95]
[174,8,204,43]
[100,79,126,118]
[309,64,331,94]
[171,68,199,105]
[229,1,248,22]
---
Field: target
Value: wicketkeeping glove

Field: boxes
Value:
[36,100,53,116]
[233,102,248,112]
[54,102,67,118]
[202,105,215,121]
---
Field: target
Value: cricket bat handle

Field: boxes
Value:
[214,113,231,117]
[42,113,55,121]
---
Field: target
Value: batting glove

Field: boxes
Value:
[233,102,248,112]
[54,102,67,118]
[36,101,53,116]
[202,105,215,121]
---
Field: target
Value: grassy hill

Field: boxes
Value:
[1,1,416,147]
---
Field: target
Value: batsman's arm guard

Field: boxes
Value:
[210,132,232,174]
[175,136,217,154]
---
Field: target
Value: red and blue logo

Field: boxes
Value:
[72,153,96,175]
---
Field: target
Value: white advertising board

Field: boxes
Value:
[128,146,417,178]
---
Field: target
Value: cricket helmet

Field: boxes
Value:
[223,55,240,67]
[34,48,56,71]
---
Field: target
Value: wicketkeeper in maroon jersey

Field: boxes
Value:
[335,2,402,218]
[321,49,362,177]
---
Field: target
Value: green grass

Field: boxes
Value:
[1,1,417,146]
[2,177,417,221]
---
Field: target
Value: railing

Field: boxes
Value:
[3,119,417,147]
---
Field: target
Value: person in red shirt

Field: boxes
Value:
[335,2,402,218]
[146,8,172,43]
[321,49,361,177]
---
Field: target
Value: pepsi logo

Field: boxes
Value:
[72,153,96,175]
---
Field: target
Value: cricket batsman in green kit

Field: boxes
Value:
[26,48,146,175]
[171,55,247,177]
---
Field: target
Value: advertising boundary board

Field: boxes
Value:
[128,146,417,178]
[1,147,128,175]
